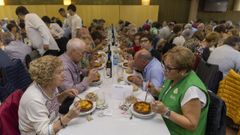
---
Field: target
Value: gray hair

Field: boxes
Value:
[182,29,193,40]
[66,38,86,52]
[1,32,14,45]
[184,23,192,30]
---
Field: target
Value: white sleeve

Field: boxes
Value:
[76,17,82,29]
[26,100,55,135]
[63,18,69,28]
[28,14,50,45]
[51,24,64,39]
[72,17,82,37]
[181,86,207,108]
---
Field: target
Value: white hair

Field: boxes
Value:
[66,38,86,52]
[182,29,193,39]
[184,23,192,30]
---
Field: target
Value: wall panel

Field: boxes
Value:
[25,5,47,17]
[0,5,158,26]
[158,0,190,23]
[45,5,64,19]
[0,6,18,20]
[5,0,160,5]
[76,5,119,26]
[120,5,159,26]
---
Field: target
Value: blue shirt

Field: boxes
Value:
[143,58,164,89]
[0,49,12,67]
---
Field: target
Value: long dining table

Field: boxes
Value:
[58,61,171,135]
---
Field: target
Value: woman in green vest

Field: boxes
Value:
[147,46,209,135]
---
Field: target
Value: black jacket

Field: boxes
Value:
[196,59,223,93]
[150,49,162,62]
[206,91,226,135]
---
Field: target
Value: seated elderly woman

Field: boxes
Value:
[148,46,209,135]
[18,56,81,135]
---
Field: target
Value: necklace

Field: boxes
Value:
[36,83,55,100]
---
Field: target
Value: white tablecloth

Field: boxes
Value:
[58,63,170,135]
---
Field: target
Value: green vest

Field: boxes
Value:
[158,71,209,135]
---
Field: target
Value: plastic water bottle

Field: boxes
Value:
[113,54,119,65]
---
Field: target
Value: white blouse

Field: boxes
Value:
[18,82,60,135]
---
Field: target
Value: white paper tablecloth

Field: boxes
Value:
[58,65,170,135]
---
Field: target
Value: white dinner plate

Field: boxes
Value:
[124,69,134,75]
[120,62,128,69]
[79,102,96,116]
[125,75,135,85]
[90,80,102,86]
[130,105,155,119]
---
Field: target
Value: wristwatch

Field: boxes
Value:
[163,109,171,119]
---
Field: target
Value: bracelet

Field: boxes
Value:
[59,117,67,128]
[162,108,171,119]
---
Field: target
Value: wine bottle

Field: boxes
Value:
[112,41,115,46]
[107,44,111,57]
[106,54,112,78]
[112,24,115,41]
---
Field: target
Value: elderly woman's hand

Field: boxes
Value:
[66,102,81,119]
[58,89,79,103]
[146,81,155,92]
[63,89,79,97]
[146,81,160,97]
[151,100,169,115]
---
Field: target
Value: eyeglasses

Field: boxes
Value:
[163,64,179,72]
[140,39,149,43]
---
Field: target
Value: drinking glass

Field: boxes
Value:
[96,91,105,108]
[96,91,106,117]
[117,66,124,83]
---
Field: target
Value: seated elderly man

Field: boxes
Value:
[130,49,164,90]
[1,32,32,66]
[58,38,98,114]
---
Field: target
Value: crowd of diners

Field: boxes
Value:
[0,3,239,135]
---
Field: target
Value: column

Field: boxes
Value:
[188,0,199,22]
